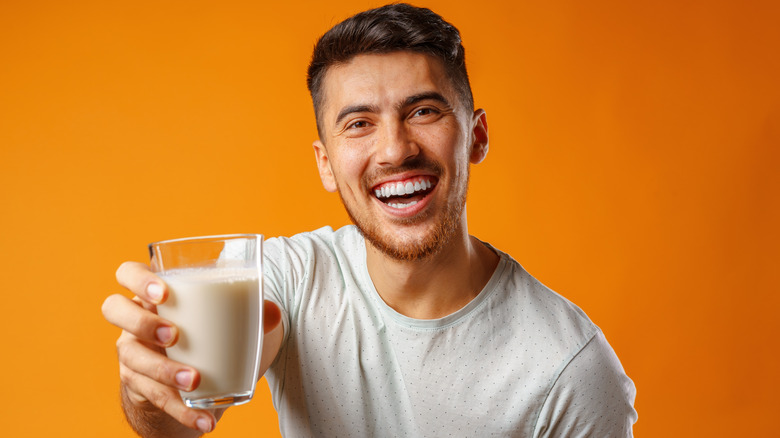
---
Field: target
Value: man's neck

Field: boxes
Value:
[365,225,500,320]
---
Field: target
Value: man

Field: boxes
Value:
[103,4,637,437]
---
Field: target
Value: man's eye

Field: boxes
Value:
[414,108,437,117]
[348,120,369,129]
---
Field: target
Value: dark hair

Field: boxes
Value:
[306,3,474,137]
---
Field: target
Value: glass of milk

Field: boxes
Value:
[148,234,263,409]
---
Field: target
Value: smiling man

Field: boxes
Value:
[103,4,637,437]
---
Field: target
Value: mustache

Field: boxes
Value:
[363,156,443,188]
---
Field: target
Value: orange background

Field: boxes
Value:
[1,0,778,436]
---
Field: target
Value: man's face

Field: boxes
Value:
[313,51,488,261]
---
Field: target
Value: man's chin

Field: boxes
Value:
[354,216,457,262]
[363,231,442,262]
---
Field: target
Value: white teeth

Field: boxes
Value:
[388,200,419,209]
[374,178,434,199]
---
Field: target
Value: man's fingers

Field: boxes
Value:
[116,261,167,304]
[103,294,178,347]
[120,365,215,434]
[117,337,199,392]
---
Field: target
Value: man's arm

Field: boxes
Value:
[102,261,284,437]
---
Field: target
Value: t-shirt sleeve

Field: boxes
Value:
[533,330,638,437]
[261,228,339,350]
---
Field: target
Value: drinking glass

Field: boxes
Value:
[148,234,263,409]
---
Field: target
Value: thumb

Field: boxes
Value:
[263,300,282,334]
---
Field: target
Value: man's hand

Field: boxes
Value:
[103,261,284,437]
[103,261,216,436]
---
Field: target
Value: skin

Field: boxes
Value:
[102,50,497,437]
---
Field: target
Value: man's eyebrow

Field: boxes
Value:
[401,92,451,109]
[333,92,451,126]
[335,104,378,126]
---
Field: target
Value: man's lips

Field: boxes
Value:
[371,175,438,210]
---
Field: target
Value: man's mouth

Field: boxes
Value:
[372,176,437,209]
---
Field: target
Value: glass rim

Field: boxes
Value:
[148,233,264,248]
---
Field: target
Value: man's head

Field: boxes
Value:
[307,3,474,139]
[307,4,488,262]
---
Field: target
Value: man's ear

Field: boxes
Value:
[469,109,489,164]
[313,140,338,192]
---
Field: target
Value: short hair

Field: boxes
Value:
[307,3,474,137]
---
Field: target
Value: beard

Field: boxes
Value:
[338,157,469,262]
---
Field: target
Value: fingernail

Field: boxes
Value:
[147,282,163,302]
[196,417,212,433]
[175,370,194,389]
[156,326,174,345]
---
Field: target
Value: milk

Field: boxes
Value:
[157,267,262,406]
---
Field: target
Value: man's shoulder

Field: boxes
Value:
[263,225,363,268]
[487,247,600,346]
[265,225,361,251]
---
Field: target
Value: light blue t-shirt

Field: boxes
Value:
[263,226,637,437]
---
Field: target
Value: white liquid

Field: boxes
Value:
[157,267,262,402]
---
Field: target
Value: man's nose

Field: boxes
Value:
[374,121,420,166]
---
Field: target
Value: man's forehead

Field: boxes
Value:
[320,52,455,114]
